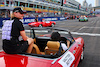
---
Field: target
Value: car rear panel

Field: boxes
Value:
[80,19,84,21]
[0,52,54,67]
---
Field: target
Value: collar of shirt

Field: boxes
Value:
[12,17,19,20]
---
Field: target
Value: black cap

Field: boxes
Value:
[13,7,26,14]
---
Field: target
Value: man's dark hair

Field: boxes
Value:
[51,32,60,41]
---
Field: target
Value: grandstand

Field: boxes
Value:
[0,0,91,18]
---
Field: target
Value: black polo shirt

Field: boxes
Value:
[11,17,24,39]
[2,17,27,54]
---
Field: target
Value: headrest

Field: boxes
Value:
[47,41,60,49]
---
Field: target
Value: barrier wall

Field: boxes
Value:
[0,17,66,27]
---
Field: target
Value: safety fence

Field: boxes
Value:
[0,17,66,27]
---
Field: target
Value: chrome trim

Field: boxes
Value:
[51,58,58,64]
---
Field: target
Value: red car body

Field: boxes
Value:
[0,28,84,67]
[28,21,56,27]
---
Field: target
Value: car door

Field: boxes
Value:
[68,38,84,67]
[45,21,51,26]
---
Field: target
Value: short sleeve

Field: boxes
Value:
[18,21,24,31]
[61,43,68,51]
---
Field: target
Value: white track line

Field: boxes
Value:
[1,29,100,37]
[13,30,100,37]
[74,26,100,36]
[71,32,100,36]
[79,26,86,31]
[79,26,100,31]
[84,27,100,29]
[91,21,94,23]
[25,30,100,36]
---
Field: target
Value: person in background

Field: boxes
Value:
[51,32,70,51]
[35,15,38,22]
[2,7,34,54]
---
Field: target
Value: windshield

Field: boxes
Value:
[80,17,84,19]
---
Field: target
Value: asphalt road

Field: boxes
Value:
[0,17,100,67]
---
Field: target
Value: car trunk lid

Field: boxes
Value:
[0,51,55,67]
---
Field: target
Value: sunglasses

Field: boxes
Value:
[15,12,24,14]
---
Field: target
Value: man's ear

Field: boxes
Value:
[13,12,16,15]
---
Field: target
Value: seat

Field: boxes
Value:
[45,41,64,55]
[32,44,45,55]
[32,44,41,54]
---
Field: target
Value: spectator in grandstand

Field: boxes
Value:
[30,14,35,17]
[0,12,5,18]
[0,15,1,18]
[35,15,38,22]
[0,0,4,4]
[2,7,35,54]
[24,13,29,18]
